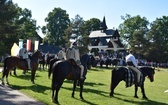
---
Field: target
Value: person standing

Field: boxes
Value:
[45,51,49,64]
[66,42,85,80]
[58,47,66,60]
[125,49,141,85]
[18,43,31,70]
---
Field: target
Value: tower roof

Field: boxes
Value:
[100,16,107,31]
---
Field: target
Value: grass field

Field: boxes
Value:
[0,66,168,105]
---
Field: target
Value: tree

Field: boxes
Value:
[81,18,101,36]
[71,14,84,40]
[0,0,18,55]
[15,8,38,40]
[44,7,70,46]
[146,16,168,62]
[0,0,38,55]
[118,14,149,58]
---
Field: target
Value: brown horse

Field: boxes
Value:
[1,50,42,85]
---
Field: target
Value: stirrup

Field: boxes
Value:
[80,77,86,80]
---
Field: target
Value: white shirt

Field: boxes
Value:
[125,54,137,67]
[58,50,66,59]
[19,47,29,59]
[66,47,80,65]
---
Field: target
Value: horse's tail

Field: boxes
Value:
[110,68,117,90]
[3,57,8,75]
[48,59,60,79]
[51,61,61,90]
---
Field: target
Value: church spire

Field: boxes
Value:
[100,16,108,31]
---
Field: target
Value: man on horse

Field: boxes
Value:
[66,42,85,80]
[18,43,31,70]
[125,49,141,86]
[58,47,66,60]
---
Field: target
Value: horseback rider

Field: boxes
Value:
[66,42,85,80]
[125,49,141,85]
[58,47,66,60]
[18,43,31,70]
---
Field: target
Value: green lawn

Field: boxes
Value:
[0,66,168,105]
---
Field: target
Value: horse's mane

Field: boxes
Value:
[32,50,40,57]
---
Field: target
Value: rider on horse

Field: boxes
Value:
[125,49,141,86]
[58,47,66,60]
[18,43,31,70]
[66,42,85,80]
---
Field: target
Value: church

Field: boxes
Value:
[88,16,124,52]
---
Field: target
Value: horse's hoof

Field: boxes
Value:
[109,94,113,97]
[142,96,148,100]
[1,82,5,85]
[80,96,84,100]
[6,82,10,86]
[31,81,35,84]
[71,95,74,98]
[134,95,138,98]
[52,99,59,105]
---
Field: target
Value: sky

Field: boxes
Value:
[12,0,168,38]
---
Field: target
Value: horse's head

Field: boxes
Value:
[32,50,43,60]
[140,67,155,82]
[88,55,97,68]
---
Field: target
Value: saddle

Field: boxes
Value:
[19,57,30,68]
[67,59,80,70]
[66,59,81,79]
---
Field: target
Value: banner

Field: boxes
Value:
[34,40,39,51]
[11,43,20,56]
[27,39,31,51]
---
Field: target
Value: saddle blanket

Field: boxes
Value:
[125,68,143,87]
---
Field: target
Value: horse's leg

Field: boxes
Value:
[43,63,44,70]
[72,80,77,98]
[13,67,17,76]
[31,69,36,84]
[141,83,148,99]
[109,80,120,97]
[1,71,6,85]
[5,70,10,85]
[134,85,139,98]
[79,80,84,100]
[53,81,63,104]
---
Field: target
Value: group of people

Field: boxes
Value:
[18,42,85,80]
[18,42,141,83]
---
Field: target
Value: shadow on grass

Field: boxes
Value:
[112,93,168,105]
[64,79,106,87]
[11,83,50,95]
[73,97,99,105]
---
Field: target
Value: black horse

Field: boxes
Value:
[109,66,155,99]
[39,54,54,70]
[50,54,92,104]
[87,55,97,69]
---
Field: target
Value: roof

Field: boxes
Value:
[89,29,120,38]
[38,44,60,54]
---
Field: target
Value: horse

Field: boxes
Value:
[1,50,42,85]
[48,55,97,79]
[39,54,55,70]
[109,66,155,99]
[87,55,97,69]
[50,54,91,104]
[39,54,45,70]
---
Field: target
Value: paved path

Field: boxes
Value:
[0,67,44,105]
[0,84,44,105]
